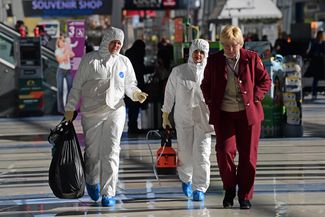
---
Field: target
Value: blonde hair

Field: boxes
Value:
[220,25,244,46]
[55,35,65,48]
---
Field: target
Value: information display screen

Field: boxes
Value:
[20,38,41,67]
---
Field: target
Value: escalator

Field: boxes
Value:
[40,42,59,115]
[0,22,58,117]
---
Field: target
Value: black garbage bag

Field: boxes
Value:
[48,117,85,199]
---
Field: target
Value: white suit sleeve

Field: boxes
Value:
[65,55,89,111]
[161,68,177,113]
[124,57,141,101]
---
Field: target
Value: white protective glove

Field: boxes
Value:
[162,112,172,129]
[133,91,148,103]
[64,110,74,122]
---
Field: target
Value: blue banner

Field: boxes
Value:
[23,0,112,17]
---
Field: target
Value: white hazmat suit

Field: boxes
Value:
[161,39,213,194]
[65,27,146,197]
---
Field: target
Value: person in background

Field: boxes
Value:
[64,27,148,207]
[125,39,153,134]
[262,35,272,51]
[15,20,28,37]
[201,25,271,209]
[156,38,174,92]
[55,34,75,114]
[37,25,51,46]
[157,37,174,72]
[15,20,24,31]
[85,37,95,53]
[273,31,289,56]
[306,30,325,100]
[161,39,213,201]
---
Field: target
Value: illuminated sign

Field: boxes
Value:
[124,0,200,10]
[23,0,112,16]
[163,0,176,7]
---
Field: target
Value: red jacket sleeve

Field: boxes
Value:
[201,61,211,104]
[253,54,272,101]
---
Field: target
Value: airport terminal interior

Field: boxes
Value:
[0,96,325,217]
[0,1,325,216]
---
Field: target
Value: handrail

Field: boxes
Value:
[0,22,20,37]
[41,46,56,60]
[1,21,56,60]
[43,81,58,92]
[42,45,55,54]
[0,58,15,69]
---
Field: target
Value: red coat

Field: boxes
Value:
[201,48,272,130]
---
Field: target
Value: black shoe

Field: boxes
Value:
[223,188,236,208]
[239,200,252,209]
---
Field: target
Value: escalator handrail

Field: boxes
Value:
[0,58,15,69]
[1,22,56,61]
[43,81,57,92]
[0,22,20,37]
[41,46,56,61]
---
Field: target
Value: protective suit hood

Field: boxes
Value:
[187,39,209,81]
[98,27,124,59]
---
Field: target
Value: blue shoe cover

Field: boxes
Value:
[182,182,193,197]
[86,183,100,202]
[193,191,205,201]
[102,195,116,207]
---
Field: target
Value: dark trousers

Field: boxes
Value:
[215,111,261,200]
[127,101,140,132]
[312,78,319,98]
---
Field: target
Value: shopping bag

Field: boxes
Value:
[48,118,85,199]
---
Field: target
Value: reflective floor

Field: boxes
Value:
[1,97,325,216]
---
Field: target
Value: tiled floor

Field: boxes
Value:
[0,98,325,216]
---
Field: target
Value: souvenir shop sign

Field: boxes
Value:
[23,0,112,16]
[124,0,200,10]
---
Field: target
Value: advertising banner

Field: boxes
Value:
[124,0,200,10]
[174,17,183,43]
[37,20,60,38]
[23,0,112,17]
[67,20,85,77]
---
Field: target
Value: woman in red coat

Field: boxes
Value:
[201,25,271,209]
